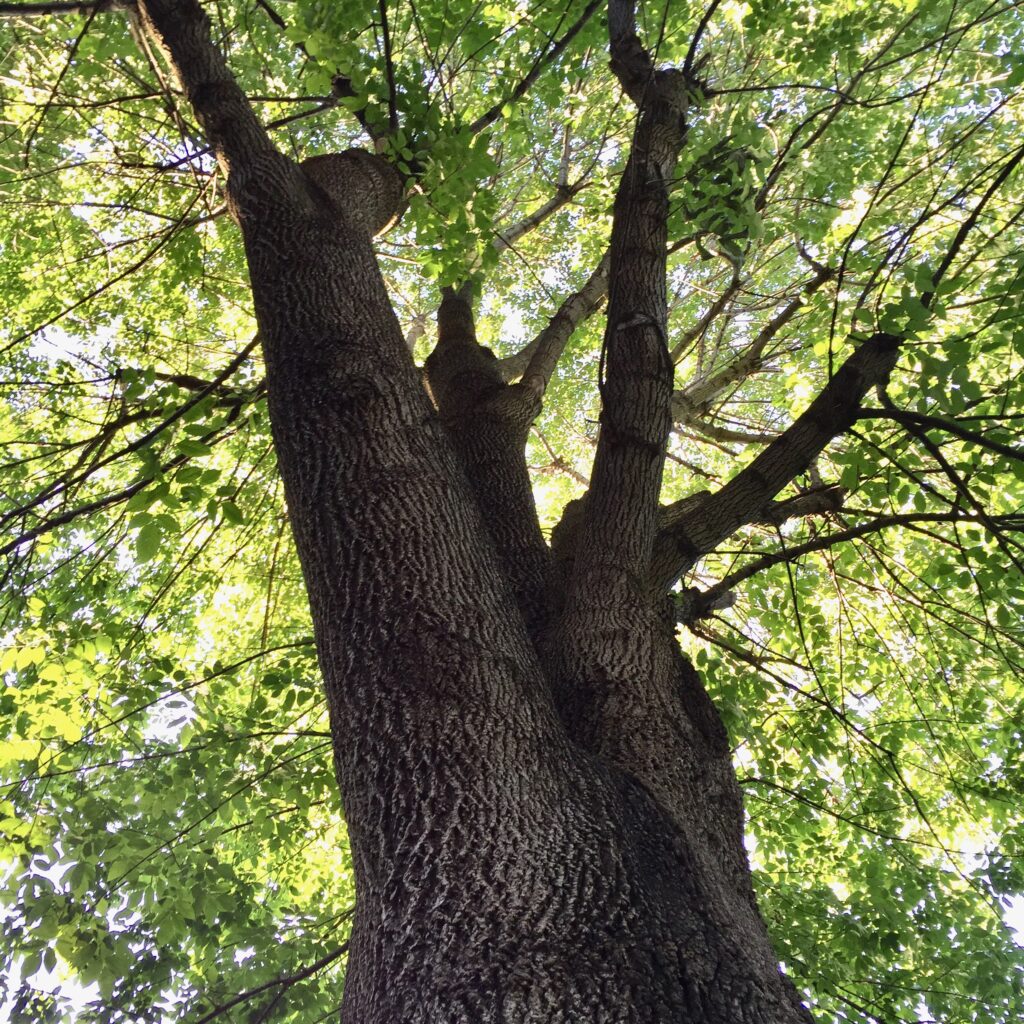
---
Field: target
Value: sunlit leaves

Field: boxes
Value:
[1,0,1024,1021]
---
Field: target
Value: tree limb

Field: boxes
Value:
[651,332,902,591]
[500,250,611,393]
[672,265,833,416]
[677,510,1024,623]
[607,0,655,103]
[492,180,587,255]
[0,0,125,14]
[137,0,296,212]
[424,288,551,636]
[860,406,1024,462]
[668,272,741,363]
[0,337,258,532]
[192,944,349,1024]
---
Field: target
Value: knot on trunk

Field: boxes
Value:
[300,149,405,236]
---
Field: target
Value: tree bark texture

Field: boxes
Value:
[139,2,816,1020]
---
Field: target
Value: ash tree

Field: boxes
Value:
[0,0,1023,1021]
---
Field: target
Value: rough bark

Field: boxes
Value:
[138,2,814,1021]
[424,285,551,640]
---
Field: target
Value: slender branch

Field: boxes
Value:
[860,407,1024,462]
[501,250,611,392]
[682,0,722,80]
[668,272,741,363]
[680,510,1023,623]
[927,143,1024,300]
[0,338,258,532]
[492,180,586,255]
[672,266,833,414]
[678,417,778,445]
[377,0,399,134]
[0,0,123,14]
[254,0,286,29]
[1,469,166,558]
[469,0,602,134]
[191,943,349,1023]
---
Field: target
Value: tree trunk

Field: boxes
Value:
[138,2,815,1020]
[242,182,809,1024]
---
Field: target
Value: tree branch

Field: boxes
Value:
[672,266,833,415]
[192,944,348,1024]
[492,180,586,255]
[424,288,551,635]
[500,250,611,393]
[0,0,124,14]
[469,0,602,134]
[677,510,1023,623]
[752,484,846,526]
[137,0,296,211]
[651,332,902,591]
[860,406,1024,462]
[0,338,258,533]
[607,0,655,104]
[668,271,741,363]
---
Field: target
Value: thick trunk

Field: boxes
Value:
[246,187,810,1024]
[138,3,814,1020]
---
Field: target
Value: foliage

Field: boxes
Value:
[0,0,1023,1021]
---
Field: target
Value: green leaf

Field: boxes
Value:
[135,523,163,563]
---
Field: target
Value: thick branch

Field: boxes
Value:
[138,0,296,212]
[752,484,846,525]
[572,91,686,587]
[657,484,844,541]
[652,332,902,591]
[424,288,551,637]
[552,44,697,806]
[607,0,655,103]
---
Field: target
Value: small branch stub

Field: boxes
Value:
[300,150,405,236]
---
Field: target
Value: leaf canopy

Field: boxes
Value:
[1,0,1023,1021]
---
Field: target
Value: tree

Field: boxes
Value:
[0,0,1023,1020]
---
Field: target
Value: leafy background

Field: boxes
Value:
[1,0,1023,1020]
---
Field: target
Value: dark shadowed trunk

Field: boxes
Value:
[135,0,837,1019]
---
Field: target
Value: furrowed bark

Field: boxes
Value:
[138,4,814,1021]
[424,285,552,639]
[138,0,299,218]
[555,13,688,769]
[652,332,902,591]
[550,9,812,1018]
[136,6,658,1019]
